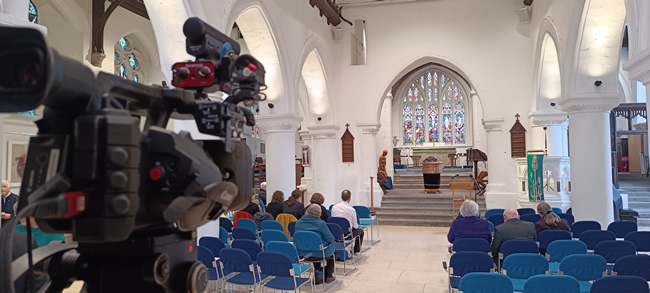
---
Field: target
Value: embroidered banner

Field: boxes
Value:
[527,154,544,201]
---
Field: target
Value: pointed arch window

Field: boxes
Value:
[401,69,469,145]
[114,36,144,83]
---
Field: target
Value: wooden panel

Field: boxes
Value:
[511,132,526,158]
[450,182,475,190]
[629,134,644,173]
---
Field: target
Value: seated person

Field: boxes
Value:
[535,201,570,234]
[242,191,260,216]
[294,204,336,284]
[14,204,65,247]
[282,189,305,220]
[490,208,536,261]
[305,192,328,222]
[331,189,364,253]
[447,200,492,243]
[266,190,284,219]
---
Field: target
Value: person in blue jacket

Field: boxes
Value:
[295,204,336,284]
[447,200,492,243]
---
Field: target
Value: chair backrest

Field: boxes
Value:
[613,255,650,281]
[591,276,649,293]
[219,248,254,273]
[517,208,536,216]
[624,231,650,252]
[552,207,563,214]
[261,220,284,231]
[449,251,493,276]
[328,217,352,233]
[570,220,601,238]
[237,218,258,234]
[520,214,542,224]
[565,207,572,214]
[219,227,231,244]
[233,211,254,228]
[261,229,289,244]
[546,240,587,263]
[484,209,505,219]
[578,230,616,250]
[275,213,298,238]
[558,213,575,227]
[487,214,504,227]
[452,238,491,253]
[232,228,257,241]
[288,221,297,237]
[522,275,581,293]
[197,246,218,279]
[594,240,637,264]
[326,223,345,241]
[353,205,372,218]
[329,204,334,212]
[488,221,494,233]
[199,236,227,257]
[538,230,572,250]
[259,198,266,212]
[502,253,549,279]
[219,217,233,232]
[458,272,513,293]
[558,254,607,281]
[500,240,539,259]
[231,239,262,261]
[293,231,325,254]
[265,241,300,264]
[256,251,293,277]
[607,221,638,238]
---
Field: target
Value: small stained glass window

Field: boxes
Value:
[134,74,139,83]
[129,54,139,70]
[29,1,38,23]
[119,38,129,50]
[115,35,144,83]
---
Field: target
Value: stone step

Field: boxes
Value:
[376,212,458,220]
[637,218,650,229]
[628,202,650,209]
[377,204,486,210]
[375,218,453,227]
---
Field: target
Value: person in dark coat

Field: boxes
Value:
[266,190,285,219]
[490,208,537,261]
[282,189,305,220]
[1,180,19,227]
[534,201,570,234]
[447,200,492,243]
[306,192,329,222]
[258,182,267,207]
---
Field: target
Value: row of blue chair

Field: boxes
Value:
[458,273,649,293]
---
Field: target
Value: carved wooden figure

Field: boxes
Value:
[377,150,389,194]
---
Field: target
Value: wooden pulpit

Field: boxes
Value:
[450,181,475,220]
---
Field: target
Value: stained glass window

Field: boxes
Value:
[400,69,469,146]
[28,1,38,23]
[134,74,140,83]
[115,35,144,84]
[119,38,129,50]
[119,65,127,79]
[403,104,413,144]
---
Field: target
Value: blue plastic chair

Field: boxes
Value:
[578,230,615,250]
[558,254,607,293]
[546,240,587,274]
[259,198,266,212]
[558,213,575,227]
[232,228,257,241]
[566,208,572,214]
[607,221,637,239]
[256,251,313,292]
[219,226,232,247]
[261,220,284,231]
[613,255,650,280]
[327,216,359,251]
[219,217,233,232]
[264,241,313,276]
[523,275,580,293]
[199,236,227,259]
[552,207,563,214]
[538,230,572,251]
[353,205,380,243]
[288,221,297,238]
[571,221,601,238]
[452,238,491,254]
[197,246,221,291]
[448,251,494,291]
[219,248,266,291]
[293,231,335,287]
[261,230,289,246]
[231,239,262,262]
[237,218,258,234]
[502,253,549,292]
[499,240,539,268]
[488,221,494,233]
[591,275,649,293]
[624,231,650,252]
[487,214,504,227]
[459,272,513,293]
[484,209,505,219]
[518,208,536,216]
[594,240,637,273]
[520,214,542,224]
[327,223,356,273]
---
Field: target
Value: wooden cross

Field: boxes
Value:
[515,113,520,120]
[345,123,350,128]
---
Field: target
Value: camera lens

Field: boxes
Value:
[20,62,42,86]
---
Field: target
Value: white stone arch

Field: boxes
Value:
[295,36,335,125]
[533,18,563,112]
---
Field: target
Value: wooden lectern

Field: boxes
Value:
[450,181,475,220]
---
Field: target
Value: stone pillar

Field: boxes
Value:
[482,118,517,209]
[298,129,313,191]
[308,125,339,207]
[560,94,620,227]
[529,112,569,157]
[257,114,302,197]
[357,122,383,208]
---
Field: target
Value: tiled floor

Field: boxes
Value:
[63,225,452,293]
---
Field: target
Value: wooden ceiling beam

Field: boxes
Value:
[308,0,341,26]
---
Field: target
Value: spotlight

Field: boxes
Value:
[594,80,603,87]
[317,117,322,121]
[268,103,274,109]
[550,102,556,107]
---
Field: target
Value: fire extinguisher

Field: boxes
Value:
[621,156,629,172]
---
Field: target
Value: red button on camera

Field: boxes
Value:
[149,167,163,181]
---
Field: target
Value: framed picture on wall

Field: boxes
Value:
[301,145,311,167]
[6,141,28,186]
[260,143,266,154]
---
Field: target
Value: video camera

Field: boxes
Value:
[0,17,265,293]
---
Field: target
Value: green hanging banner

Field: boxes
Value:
[527,154,544,201]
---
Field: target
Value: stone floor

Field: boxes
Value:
[63,226,452,293]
